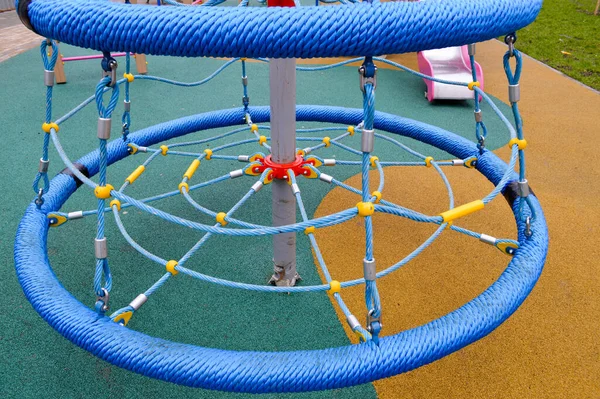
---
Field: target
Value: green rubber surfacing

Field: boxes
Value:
[1,43,512,398]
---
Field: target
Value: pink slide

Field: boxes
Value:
[417,45,484,102]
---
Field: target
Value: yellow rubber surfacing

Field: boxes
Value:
[311,40,600,398]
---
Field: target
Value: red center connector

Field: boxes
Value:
[250,154,318,181]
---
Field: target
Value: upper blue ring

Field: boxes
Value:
[17,0,542,58]
[15,105,548,393]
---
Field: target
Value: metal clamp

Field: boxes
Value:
[468,43,476,56]
[479,233,496,246]
[363,258,376,281]
[242,76,248,86]
[67,211,84,219]
[509,84,520,103]
[478,135,486,151]
[474,110,483,123]
[366,309,382,333]
[129,293,148,311]
[361,129,375,153]
[38,158,50,173]
[251,181,263,192]
[525,216,532,238]
[44,70,55,87]
[358,65,377,93]
[504,33,517,57]
[346,314,361,330]
[229,169,244,179]
[102,59,118,87]
[291,183,300,195]
[97,117,111,140]
[518,179,530,197]
[318,173,333,184]
[96,288,110,312]
[35,188,44,207]
[95,237,108,259]
[123,100,131,112]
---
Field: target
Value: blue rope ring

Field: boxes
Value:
[17,0,542,59]
[15,106,547,393]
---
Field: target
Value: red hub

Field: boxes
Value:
[249,154,319,181]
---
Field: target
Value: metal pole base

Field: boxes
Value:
[268,178,299,287]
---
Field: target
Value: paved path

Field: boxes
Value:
[0,11,42,63]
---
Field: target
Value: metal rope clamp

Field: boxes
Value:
[358,57,377,93]
[505,33,517,57]
[478,135,485,151]
[35,187,44,207]
[101,54,118,87]
[96,287,110,312]
[525,216,533,238]
[366,309,382,333]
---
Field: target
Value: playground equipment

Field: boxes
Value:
[418,45,484,102]
[51,49,147,84]
[15,0,547,393]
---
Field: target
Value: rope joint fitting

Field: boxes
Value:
[356,201,375,217]
[96,287,110,313]
[366,309,382,333]
[358,57,377,93]
[101,53,118,87]
[504,33,517,57]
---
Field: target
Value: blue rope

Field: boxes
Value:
[19,0,543,59]
[33,39,59,198]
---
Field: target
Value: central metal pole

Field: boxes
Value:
[268,58,298,287]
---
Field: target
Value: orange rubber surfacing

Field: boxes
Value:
[307,40,600,398]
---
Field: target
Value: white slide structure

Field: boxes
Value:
[417,45,484,102]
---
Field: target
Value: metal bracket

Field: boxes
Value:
[35,187,44,207]
[478,136,486,151]
[366,309,382,333]
[504,33,517,57]
[358,57,377,93]
[525,216,533,238]
[96,287,110,312]
[101,54,118,87]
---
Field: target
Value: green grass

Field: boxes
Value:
[514,0,600,90]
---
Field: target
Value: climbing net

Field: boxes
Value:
[16,0,547,393]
